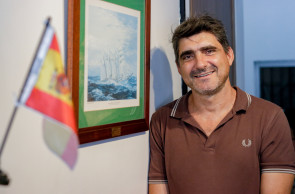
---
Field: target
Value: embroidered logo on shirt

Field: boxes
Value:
[242,139,252,147]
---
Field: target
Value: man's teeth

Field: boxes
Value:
[196,72,213,78]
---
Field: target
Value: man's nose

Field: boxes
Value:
[193,52,207,69]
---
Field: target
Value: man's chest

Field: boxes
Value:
[163,116,262,185]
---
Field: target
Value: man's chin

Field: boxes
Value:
[196,89,218,96]
[192,84,225,96]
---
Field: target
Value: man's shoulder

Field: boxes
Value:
[240,92,285,123]
[235,87,282,112]
[151,92,189,121]
[249,94,282,112]
[152,98,179,119]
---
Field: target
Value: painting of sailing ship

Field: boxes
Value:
[84,0,140,111]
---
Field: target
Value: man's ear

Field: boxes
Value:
[176,62,181,74]
[227,47,234,66]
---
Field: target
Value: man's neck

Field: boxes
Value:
[188,82,236,136]
[188,83,236,115]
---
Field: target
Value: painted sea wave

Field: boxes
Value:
[87,75,137,102]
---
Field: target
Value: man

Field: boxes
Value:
[148,15,295,194]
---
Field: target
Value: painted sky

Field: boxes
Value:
[87,4,139,77]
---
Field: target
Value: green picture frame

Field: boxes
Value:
[67,0,150,144]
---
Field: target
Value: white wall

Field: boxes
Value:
[0,0,180,193]
[235,0,295,95]
[149,1,182,116]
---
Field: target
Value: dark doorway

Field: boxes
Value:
[260,66,295,137]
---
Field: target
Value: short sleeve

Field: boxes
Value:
[148,112,168,184]
[260,109,295,174]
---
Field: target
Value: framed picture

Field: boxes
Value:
[67,0,150,144]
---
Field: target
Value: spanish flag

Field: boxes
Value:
[19,21,79,169]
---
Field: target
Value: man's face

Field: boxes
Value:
[177,32,234,96]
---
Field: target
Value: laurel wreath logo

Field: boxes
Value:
[242,139,252,147]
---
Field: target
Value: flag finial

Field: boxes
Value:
[46,17,51,27]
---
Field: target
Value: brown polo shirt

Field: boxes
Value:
[148,87,295,194]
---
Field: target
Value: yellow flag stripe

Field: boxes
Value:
[35,49,73,106]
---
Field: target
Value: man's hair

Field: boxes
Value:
[172,15,230,64]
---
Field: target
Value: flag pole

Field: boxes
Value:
[0,17,51,185]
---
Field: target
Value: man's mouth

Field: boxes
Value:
[195,71,214,78]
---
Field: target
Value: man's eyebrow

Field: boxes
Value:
[200,45,217,51]
[179,50,194,59]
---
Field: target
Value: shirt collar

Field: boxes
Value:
[232,86,252,113]
[170,86,252,119]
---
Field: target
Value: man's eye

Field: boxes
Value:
[205,49,215,55]
[182,55,193,61]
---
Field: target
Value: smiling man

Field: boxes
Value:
[148,15,295,194]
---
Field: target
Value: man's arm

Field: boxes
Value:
[149,183,169,194]
[260,173,294,194]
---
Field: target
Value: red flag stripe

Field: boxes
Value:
[49,34,60,53]
[26,88,77,133]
